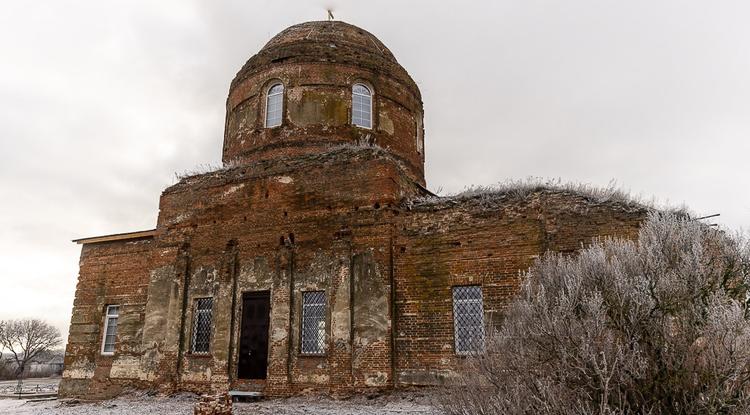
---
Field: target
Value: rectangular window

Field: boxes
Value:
[301,291,326,355]
[101,305,119,355]
[453,286,485,355]
[191,298,213,354]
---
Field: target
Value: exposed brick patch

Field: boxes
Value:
[194,393,232,415]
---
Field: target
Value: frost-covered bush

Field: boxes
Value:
[441,213,750,415]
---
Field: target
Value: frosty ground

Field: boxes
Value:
[0,391,440,414]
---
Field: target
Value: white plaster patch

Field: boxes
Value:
[136,367,158,382]
[296,373,330,384]
[223,183,245,196]
[332,265,351,342]
[378,111,395,135]
[62,368,95,379]
[110,355,141,379]
[271,326,288,342]
[172,213,191,223]
[275,176,293,184]
[181,367,213,383]
[364,371,388,386]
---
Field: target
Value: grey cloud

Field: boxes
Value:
[1,0,747,343]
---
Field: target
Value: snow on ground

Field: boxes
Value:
[0,393,196,415]
[0,391,441,415]
[235,392,439,415]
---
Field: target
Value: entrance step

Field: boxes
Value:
[228,390,263,402]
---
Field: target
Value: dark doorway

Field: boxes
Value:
[238,291,270,379]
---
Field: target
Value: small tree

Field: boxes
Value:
[0,319,61,384]
[441,213,750,414]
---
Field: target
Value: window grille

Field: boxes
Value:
[191,298,213,354]
[265,83,284,128]
[301,291,326,354]
[352,84,372,128]
[452,286,485,354]
[101,305,119,355]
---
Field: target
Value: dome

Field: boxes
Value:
[223,21,425,186]
[230,21,418,97]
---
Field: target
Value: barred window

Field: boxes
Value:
[453,286,485,354]
[352,84,372,129]
[301,291,326,354]
[101,305,119,355]
[265,83,284,128]
[191,298,213,354]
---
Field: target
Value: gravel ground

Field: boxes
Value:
[0,391,440,415]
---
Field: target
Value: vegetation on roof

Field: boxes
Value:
[412,177,686,214]
[168,143,401,191]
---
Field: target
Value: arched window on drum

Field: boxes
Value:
[265,82,284,128]
[351,84,372,129]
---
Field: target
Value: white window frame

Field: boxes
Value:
[191,297,213,354]
[351,83,373,129]
[452,285,485,355]
[101,305,119,355]
[265,82,284,128]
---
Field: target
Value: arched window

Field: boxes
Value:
[265,83,284,128]
[352,84,372,129]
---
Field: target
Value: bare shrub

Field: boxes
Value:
[441,213,750,415]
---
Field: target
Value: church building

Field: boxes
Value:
[60,21,647,399]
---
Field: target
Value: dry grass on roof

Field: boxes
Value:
[169,143,396,188]
[411,177,686,215]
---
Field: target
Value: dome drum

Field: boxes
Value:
[222,21,425,185]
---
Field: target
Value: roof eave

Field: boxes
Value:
[72,229,157,245]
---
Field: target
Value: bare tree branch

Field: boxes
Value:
[0,319,61,380]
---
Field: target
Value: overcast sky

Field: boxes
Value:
[1,0,748,344]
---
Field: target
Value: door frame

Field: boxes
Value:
[236,290,272,380]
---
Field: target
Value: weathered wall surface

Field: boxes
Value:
[393,191,647,385]
[156,149,418,396]
[223,21,425,185]
[60,148,423,399]
[60,237,156,399]
[60,156,650,399]
[60,19,653,402]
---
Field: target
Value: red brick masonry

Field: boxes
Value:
[60,21,647,399]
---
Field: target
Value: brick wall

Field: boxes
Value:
[59,20,650,401]
[60,163,648,400]
[60,237,155,399]
[223,21,425,186]
[393,191,647,385]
